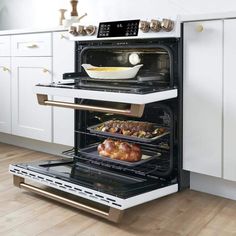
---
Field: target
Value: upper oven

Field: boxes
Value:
[34,38,179,113]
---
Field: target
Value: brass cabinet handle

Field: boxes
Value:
[27,44,38,48]
[37,94,145,117]
[1,66,10,72]
[196,24,204,32]
[42,68,49,73]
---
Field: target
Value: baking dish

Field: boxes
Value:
[81,64,143,79]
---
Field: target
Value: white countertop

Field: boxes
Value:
[0,26,68,35]
[181,11,236,22]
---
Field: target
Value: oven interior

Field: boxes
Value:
[80,47,170,84]
[60,40,179,94]
[72,99,178,177]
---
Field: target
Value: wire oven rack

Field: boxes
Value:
[62,148,171,179]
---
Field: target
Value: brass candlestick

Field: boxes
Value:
[59,9,67,26]
[70,0,78,17]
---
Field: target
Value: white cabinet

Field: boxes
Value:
[0,57,11,133]
[52,32,74,146]
[0,31,75,146]
[0,36,11,56]
[223,19,236,181]
[11,57,52,142]
[183,20,223,177]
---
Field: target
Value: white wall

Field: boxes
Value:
[0,0,236,30]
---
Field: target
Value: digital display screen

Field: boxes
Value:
[97,20,140,38]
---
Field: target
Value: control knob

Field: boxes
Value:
[85,25,97,36]
[161,19,174,32]
[77,25,86,36]
[139,21,150,33]
[150,19,161,32]
[69,26,78,36]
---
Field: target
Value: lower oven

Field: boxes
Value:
[9,101,180,222]
[9,19,189,223]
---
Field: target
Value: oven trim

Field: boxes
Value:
[9,164,178,210]
[34,86,178,104]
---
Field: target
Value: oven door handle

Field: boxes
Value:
[37,94,145,117]
[13,175,123,223]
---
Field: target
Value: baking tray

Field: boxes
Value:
[87,122,170,143]
[79,145,161,167]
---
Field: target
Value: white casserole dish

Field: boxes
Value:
[81,64,143,79]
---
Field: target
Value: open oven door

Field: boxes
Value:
[34,85,177,113]
[9,159,178,223]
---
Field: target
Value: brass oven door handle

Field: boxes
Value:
[13,175,124,223]
[20,182,109,217]
[37,94,145,117]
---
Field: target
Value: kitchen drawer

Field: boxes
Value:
[12,33,52,57]
[0,36,11,56]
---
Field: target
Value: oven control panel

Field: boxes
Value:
[97,20,140,38]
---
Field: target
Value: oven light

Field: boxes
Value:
[129,53,141,65]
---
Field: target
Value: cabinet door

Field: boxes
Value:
[12,57,52,142]
[0,57,11,133]
[224,19,236,181]
[0,36,11,56]
[183,20,223,177]
[52,32,74,146]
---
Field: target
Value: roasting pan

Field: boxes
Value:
[87,122,170,143]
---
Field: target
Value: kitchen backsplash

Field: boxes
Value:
[0,0,236,30]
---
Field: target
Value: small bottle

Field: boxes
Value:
[59,9,67,26]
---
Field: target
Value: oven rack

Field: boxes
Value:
[75,130,170,151]
[62,148,171,179]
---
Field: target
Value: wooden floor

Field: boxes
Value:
[1,143,236,236]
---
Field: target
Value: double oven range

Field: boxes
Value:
[9,19,189,222]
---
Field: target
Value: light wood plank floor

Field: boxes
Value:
[1,143,236,236]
